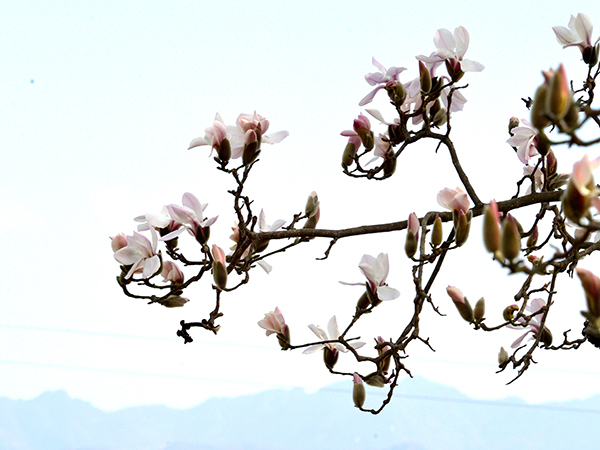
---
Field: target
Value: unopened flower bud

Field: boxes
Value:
[547,64,571,121]
[530,84,550,130]
[161,261,184,284]
[432,107,448,127]
[382,154,396,178]
[419,60,432,93]
[474,298,485,323]
[508,117,519,136]
[446,286,474,323]
[158,295,190,308]
[454,210,471,247]
[342,137,359,169]
[546,150,557,177]
[386,81,406,105]
[305,191,320,218]
[363,372,388,388]
[323,346,338,370]
[536,132,551,156]
[501,215,521,261]
[211,245,228,290]
[217,137,231,163]
[503,304,519,321]
[540,327,553,347]
[431,214,443,247]
[483,201,501,254]
[564,101,580,129]
[376,336,391,373]
[577,268,600,319]
[498,347,509,366]
[352,373,366,408]
[242,129,260,165]
[526,226,539,249]
[405,231,417,258]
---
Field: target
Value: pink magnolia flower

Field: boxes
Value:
[113,228,161,279]
[134,206,183,239]
[188,113,232,155]
[303,316,365,354]
[161,261,184,284]
[508,298,547,348]
[408,212,420,240]
[188,112,288,160]
[507,119,540,165]
[417,26,484,76]
[437,187,470,214]
[359,58,406,106]
[164,192,218,244]
[553,13,598,53]
[446,286,465,304]
[340,253,400,301]
[258,307,287,336]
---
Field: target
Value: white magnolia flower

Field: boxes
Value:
[302,316,365,354]
[340,253,400,301]
[113,228,161,279]
[553,13,598,52]
[417,26,484,75]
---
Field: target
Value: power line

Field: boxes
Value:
[2,323,600,376]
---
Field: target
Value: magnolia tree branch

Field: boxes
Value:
[111,14,600,413]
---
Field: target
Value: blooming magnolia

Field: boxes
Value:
[417,26,484,79]
[508,298,551,348]
[134,206,183,239]
[340,253,400,301]
[553,13,598,53]
[164,192,218,244]
[161,261,184,284]
[303,316,365,358]
[188,112,288,160]
[258,307,290,348]
[506,120,541,165]
[113,228,161,279]
[359,58,406,106]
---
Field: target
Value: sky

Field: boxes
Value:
[3,0,600,411]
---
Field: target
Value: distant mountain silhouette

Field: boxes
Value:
[0,376,597,450]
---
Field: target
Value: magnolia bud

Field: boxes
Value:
[242,129,260,165]
[508,117,519,136]
[158,295,190,308]
[419,61,432,93]
[501,215,521,261]
[546,150,557,177]
[526,226,539,249]
[431,215,443,247]
[483,202,501,254]
[547,64,571,121]
[576,268,600,319]
[211,245,228,291]
[382,155,396,178]
[536,132,551,156]
[432,108,448,127]
[474,298,485,323]
[503,304,519,321]
[498,347,509,366]
[376,337,391,374]
[530,84,550,130]
[342,138,358,169]
[564,102,580,129]
[562,180,588,223]
[217,137,231,163]
[352,373,366,408]
[446,286,474,323]
[404,230,417,258]
[323,347,338,370]
[455,210,471,247]
[305,191,320,218]
[363,372,387,388]
[539,327,553,347]
[386,81,406,105]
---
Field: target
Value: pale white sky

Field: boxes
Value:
[2,0,600,411]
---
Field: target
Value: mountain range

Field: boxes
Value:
[0,376,597,450]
